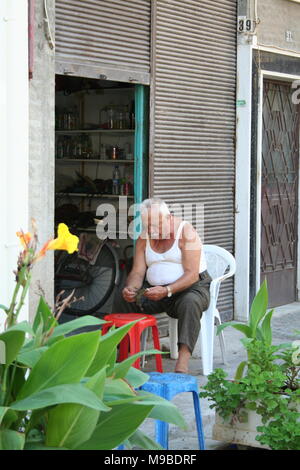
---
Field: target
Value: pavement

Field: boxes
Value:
[139,303,300,450]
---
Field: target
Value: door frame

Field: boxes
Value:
[255,70,300,302]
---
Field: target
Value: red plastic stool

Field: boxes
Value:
[102,313,163,372]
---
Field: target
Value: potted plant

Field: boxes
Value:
[200,281,300,450]
[0,222,187,450]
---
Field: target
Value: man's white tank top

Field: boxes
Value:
[145,221,207,286]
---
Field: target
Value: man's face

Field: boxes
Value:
[142,208,171,239]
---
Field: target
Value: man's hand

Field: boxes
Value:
[144,286,168,301]
[122,286,138,303]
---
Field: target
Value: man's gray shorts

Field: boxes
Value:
[112,270,212,354]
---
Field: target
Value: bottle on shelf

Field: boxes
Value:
[107,106,115,129]
[112,165,120,195]
[111,146,118,160]
[124,166,134,195]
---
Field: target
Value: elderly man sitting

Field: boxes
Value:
[113,198,212,374]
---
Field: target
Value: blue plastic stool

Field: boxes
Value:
[140,372,205,450]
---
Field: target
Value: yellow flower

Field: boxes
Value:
[46,223,79,254]
[16,231,32,248]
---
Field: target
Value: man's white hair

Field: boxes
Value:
[140,198,170,217]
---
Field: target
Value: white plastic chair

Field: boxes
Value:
[169,244,236,376]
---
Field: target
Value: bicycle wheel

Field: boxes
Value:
[55,242,120,316]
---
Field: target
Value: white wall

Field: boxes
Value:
[257,0,300,54]
[0,0,29,330]
[28,0,55,321]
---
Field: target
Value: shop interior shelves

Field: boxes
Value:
[55,159,134,163]
[56,193,134,198]
[55,129,135,134]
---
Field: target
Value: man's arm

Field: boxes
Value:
[167,223,201,294]
[122,236,147,302]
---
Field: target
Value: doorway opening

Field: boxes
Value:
[54,75,149,318]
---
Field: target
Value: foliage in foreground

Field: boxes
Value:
[0,222,187,450]
[200,282,300,451]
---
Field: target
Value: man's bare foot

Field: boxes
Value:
[174,344,191,374]
[174,365,189,374]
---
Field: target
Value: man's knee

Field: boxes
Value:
[173,293,205,318]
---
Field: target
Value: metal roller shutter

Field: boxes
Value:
[55,0,151,84]
[151,0,237,320]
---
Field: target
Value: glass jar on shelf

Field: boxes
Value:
[100,105,117,129]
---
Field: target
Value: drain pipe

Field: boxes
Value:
[234,1,257,321]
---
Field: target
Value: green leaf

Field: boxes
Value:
[0,330,25,365]
[24,442,67,450]
[125,367,150,389]
[10,367,27,399]
[17,330,101,400]
[86,320,140,376]
[261,309,274,346]
[234,361,247,381]
[231,324,253,337]
[11,383,110,412]
[104,377,136,403]
[0,406,9,425]
[17,346,48,368]
[49,316,106,340]
[0,429,25,450]
[33,296,56,334]
[1,409,18,428]
[127,430,164,450]
[46,335,65,346]
[255,327,265,342]
[113,349,162,379]
[5,321,34,336]
[75,403,154,450]
[249,280,268,334]
[0,304,8,312]
[106,346,118,376]
[240,338,254,348]
[137,391,187,429]
[216,321,235,335]
[217,322,253,338]
[46,368,107,449]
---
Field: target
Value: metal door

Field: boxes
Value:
[261,80,300,307]
[150,0,237,319]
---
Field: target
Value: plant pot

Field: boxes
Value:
[212,409,270,450]
[212,399,299,450]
